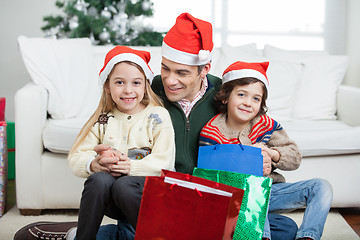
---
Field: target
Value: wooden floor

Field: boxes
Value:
[4,180,360,237]
[339,207,360,237]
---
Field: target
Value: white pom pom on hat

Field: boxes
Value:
[222,61,270,89]
[161,12,213,66]
[99,45,154,85]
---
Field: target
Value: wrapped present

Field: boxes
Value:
[193,168,272,240]
[0,98,5,121]
[0,121,8,217]
[6,122,15,180]
[135,170,245,240]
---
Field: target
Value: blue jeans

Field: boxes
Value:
[96,220,135,240]
[268,213,298,240]
[95,215,295,240]
[263,178,333,240]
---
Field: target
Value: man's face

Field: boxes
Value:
[160,57,203,102]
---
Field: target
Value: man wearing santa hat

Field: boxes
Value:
[151,12,298,240]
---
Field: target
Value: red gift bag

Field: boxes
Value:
[135,170,244,240]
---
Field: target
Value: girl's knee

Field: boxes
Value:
[111,176,131,198]
[86,171,114,189]
[112,176,144,199]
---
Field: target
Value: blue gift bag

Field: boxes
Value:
[197,144,263,177]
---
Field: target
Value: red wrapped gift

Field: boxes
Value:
[135,170,244,240]
[0,98,5,121]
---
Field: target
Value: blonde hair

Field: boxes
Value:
[69,61,163,155]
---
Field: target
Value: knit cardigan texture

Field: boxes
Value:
[68,104,175,178]
[151,74,222,174]
[199,113,302,183]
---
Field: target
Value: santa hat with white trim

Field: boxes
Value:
[162,12,213,66]
[222,61,270,89]
[99,46,154,85]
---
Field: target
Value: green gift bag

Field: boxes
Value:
[193,167,272,240]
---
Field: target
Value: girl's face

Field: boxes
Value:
[225,82,263,130]
[106,62,146,115]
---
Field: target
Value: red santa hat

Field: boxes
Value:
[162,12,213,66]
[222,61,270,89]
[99,46,154,85]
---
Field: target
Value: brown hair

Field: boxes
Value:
[69,61,163,155]
[197,64,205,75]
[215,77,268,117]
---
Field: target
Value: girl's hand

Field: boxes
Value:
[90,154,111,173]
[253,143,280,163]
[90,144,120,173]
[109,153,131,177]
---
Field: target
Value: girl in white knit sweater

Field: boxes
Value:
[67,46,175,240]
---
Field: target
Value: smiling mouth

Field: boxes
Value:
[239,108,252,114]
[167,86,183,92]
[121,97,136,102]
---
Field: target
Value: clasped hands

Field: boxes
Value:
[90,144,131,177]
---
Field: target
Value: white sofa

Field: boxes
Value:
[15,36,360,215]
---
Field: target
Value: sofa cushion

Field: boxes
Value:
[263,44,349,120]
[43,117,360,158]
[263,44,329,62]
[43,118,88,153]
[211,43,265,77]
[18,36,101,120]
[266,60,303,121]
[282,120,360,157]
[291,54,349,120]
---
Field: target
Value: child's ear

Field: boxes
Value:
[222,99,227,105]
[104,80,111,93]
[104,86,111,94]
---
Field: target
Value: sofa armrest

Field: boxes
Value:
[337,84,360,126]
[15,82,48,209]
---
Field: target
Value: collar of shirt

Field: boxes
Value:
[178,76,208,118]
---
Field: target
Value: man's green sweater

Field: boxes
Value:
[151,74,222,174]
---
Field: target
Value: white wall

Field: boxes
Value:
[0,0,359,122]
[0,0,59,122]
[345,0,360,88]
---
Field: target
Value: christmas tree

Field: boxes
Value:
[42,0,164,46]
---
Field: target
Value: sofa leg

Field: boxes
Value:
[19,209,42,216]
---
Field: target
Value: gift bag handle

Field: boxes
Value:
[214,143,244,150]
[169,182,204,197]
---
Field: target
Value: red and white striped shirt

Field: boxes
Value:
[178,77,208,118]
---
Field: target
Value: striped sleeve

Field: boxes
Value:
[248,115,283,144]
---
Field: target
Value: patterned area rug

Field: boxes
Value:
[0,207,359,239]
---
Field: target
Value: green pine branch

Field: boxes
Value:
[41,0,163,46]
